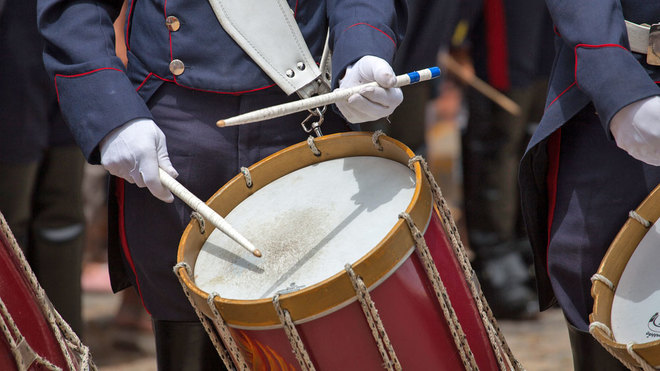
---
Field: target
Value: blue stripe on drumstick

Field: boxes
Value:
[218,66,442,127]
[408,71,421,83]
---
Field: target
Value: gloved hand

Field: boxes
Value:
[335,55,403,123]
[100,118,178,202]
[610,96,660,166]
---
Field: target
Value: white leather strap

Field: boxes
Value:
[207,0,330,97]
[625,20,650,55]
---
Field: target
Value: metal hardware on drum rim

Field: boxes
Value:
[300,107,325,137]
[275,282,306,295]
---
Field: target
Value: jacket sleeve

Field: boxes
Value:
[37,0,153,163]
[327,0,407,87]
[544,0,660,132]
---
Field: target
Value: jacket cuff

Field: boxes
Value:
[575,45,660,136]
[331,23,398,88]
[55,68,153,163]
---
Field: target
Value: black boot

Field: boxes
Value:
[152,320,229,371]
[566,321,628,371]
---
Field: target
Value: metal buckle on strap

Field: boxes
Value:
[648,24,660,66]
[625,20,660,66]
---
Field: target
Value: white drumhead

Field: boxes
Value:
[194,156,416,301]
[611,219,660,344]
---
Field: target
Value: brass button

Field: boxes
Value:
[169,59,185,75]
[165,16,180,32]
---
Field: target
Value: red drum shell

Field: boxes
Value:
[178,132,502,370]
[0,218,69,370]
[222,211,499,370]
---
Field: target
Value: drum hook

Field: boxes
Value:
[301,106,326,137]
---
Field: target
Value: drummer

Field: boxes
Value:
[519,2,660,370]
[37,0,407,368]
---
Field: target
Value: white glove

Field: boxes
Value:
[100,118,178,202]
[610,96,660,166]
[335,55,403,123]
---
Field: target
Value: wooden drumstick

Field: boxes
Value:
[159,168,262,258]
[438,52,522,116]
[217,67,442,127]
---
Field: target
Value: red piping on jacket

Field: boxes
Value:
[344,23,396,46]
[574,44,628,88]
[54,67,124,102]
[125,0,136,50]
[545,81,577,112]
[136,72,278,95]
[545,128,561,277]
[115,178,151,315]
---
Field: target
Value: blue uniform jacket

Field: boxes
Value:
[37,0,407,164]
[519,1,660,310]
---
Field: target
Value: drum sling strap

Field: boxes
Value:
[206,0,331,99]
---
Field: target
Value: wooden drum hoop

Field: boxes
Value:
[590,184,660,370]
[176,131,520,370]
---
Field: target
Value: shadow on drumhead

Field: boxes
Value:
[203,239,265,274]
[194,155,417,301]
[345,156,416,211]
[260,156,416,298]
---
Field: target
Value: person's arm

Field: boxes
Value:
[38,0,175,202]
[327,0,407,87]
[544,0,660,131]
[37,0,153,164]
[326,0,407,123]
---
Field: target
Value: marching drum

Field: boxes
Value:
[0,212,93,370]
[591,184,660,370]
[176,132,518,370]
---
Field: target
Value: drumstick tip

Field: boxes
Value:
[253,249,262,258]
[216,120,226,127]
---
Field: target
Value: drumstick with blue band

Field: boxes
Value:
[217,67,442,127]
[159,168,262,258]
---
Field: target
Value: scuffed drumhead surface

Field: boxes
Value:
[194,156,416,300]
[611,220,660,344]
